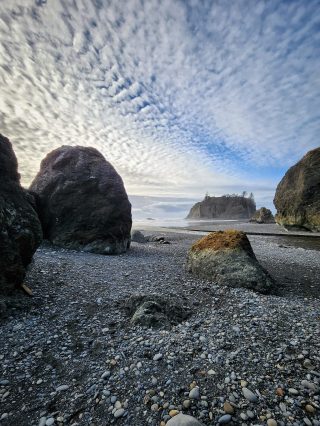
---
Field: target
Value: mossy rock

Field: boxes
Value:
[186,230,274,294]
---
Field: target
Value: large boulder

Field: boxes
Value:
[186,230,273,293]
[0,134,42,294]
[274,148,320,231]
[250,207,275,224]
[30,146,132,254]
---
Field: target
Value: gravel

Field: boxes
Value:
[0,230,319,425]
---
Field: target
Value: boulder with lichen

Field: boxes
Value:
[186,230,273,293]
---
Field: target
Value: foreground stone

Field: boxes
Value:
[0,134,42,294]
[250,207,275,224]
[186,230,274,293]
[166,413,204,426]
[125,294,191,327]
[274,147,320,231]
[30,145,132,254]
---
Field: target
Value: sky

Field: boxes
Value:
[0,0,319,218]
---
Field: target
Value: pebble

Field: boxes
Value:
[183,399,191,409]
[223,402,234,414]
[301,380,318,391]
[305,404,315,414]
[45,418,55,426]
[267,420,277,426]
[169,409,180,417]
[153,353,163,361]
[114,408,125,418]
[242,387,258,402]
[189,386,200,400]
[55,385,69,392]
[288,388,299,395]
[101,371,111,379]
[218,414,232,424]
[38,417,47,426]
[1,413,8,420]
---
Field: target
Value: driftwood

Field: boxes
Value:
[21,283,33,296]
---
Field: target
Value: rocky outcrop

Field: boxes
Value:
[30,146,132,254]
[0,134,42,294]
[186,230,273,293]
[274,148,320,231]
[250,207,275,224]
[186,194,256,220]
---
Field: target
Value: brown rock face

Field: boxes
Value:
[0,134,42,294]
[30,146,132,254]
[250,207,275,224]
[186,230,273,293]
[186,195,256,220]
[274,148,320,231]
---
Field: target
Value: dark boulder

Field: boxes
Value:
[30,146,132,254]
[186,230,274,294]
[131,230,147,243]
[250,207,275,224]
[274,148,320,231]
[0,134,42,294]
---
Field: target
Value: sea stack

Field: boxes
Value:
[0,134,42,294]
[250,207,275,224]
[274,148,320,231]
[186,194,256,220]
[186,230,274,293]
[30,145,132,254]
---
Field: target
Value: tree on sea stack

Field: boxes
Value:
[186,230,274,293]
[30,145,132,255]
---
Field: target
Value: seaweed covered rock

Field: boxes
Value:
[30,146,132,254]
[250,207,275,224]
[0,134,42,294]
[274,148,320,231]
[186,230,273,293]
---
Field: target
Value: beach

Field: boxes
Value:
[0,226,319,425]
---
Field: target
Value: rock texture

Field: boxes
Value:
[0,134,42,294]
[186,195,256,220]
[250,207,275,224]
[186,230,273,293]
[274,148,320,232]
[30,146,132,254]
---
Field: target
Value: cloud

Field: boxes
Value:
[0,0,319,206]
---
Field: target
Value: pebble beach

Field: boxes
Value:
[0,228,319,426]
